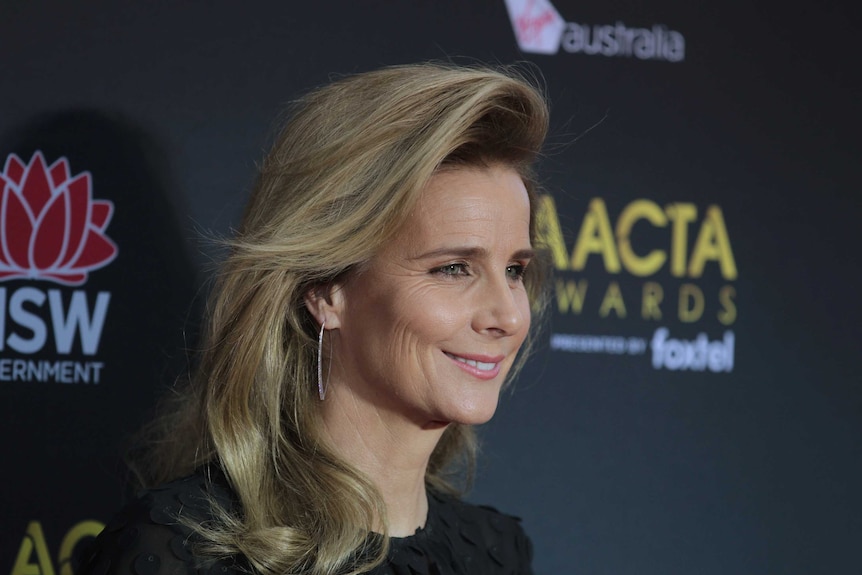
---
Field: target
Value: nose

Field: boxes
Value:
[472,273,529,336]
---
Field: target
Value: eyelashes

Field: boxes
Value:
[506,264,528,280]
[433,262,469,277]
[431,262,529,281]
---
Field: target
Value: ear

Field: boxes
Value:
[304,282,346,330]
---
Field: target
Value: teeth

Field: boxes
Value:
[447,353,496,371]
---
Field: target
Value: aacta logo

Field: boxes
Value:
[503,0,686,62]
[11,520,104,575]
[0,152,116,384]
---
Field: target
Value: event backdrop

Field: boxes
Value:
[2,1,860,574]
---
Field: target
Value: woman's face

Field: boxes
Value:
[328,164,533,428]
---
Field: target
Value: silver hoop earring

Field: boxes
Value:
[317,321,326,400]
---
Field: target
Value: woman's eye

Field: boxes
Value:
[506,264,527,281]
[434,263,469,276]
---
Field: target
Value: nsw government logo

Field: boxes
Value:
[504,0,685,62]
[0,152,117,384]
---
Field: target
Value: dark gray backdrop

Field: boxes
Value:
[2,1,860,574]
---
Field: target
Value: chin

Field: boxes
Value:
[446,397,501,426]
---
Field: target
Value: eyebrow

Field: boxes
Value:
[412,246,535,261]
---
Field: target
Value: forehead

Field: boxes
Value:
[409,165,531,240]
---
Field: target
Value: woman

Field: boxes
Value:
[80,62,549,575]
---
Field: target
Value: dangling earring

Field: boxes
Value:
[317,321,327,400]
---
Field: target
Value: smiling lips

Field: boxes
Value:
[444,352,505,380]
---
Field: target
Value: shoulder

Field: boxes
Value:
[430,492,534,573]
[76,470,242,575]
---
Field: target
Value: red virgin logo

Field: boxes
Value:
[0,152,118,286]
[504,0,566,55]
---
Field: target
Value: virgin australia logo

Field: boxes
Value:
[0,152,118,286]
[503,0,686,62]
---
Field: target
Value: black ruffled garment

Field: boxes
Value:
[76,468,533,575]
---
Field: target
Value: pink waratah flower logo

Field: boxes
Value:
[0,152,118,286]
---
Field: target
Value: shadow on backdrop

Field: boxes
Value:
[0,109,201,574]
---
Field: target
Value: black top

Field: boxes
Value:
[77,469,534,575]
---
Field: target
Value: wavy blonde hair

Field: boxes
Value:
[133,62,549,575]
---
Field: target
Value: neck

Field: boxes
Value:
[320,382,447,536]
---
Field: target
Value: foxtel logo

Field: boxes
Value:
[503,0,685,62]
[651,328,734,373]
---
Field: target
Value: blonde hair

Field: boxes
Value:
[134,62,549,575]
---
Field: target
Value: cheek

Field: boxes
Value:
[516,291,533,340]
[350,289,447,370]
[388,284,465,342]
[407,290,466,341]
